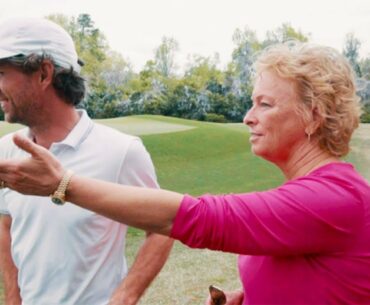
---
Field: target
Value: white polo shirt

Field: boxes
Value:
[0,110,159,305]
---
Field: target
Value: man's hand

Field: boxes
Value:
[0,134,64,196]
[205,289,244,305]
[108,233,173,305]
[108,289,134,305]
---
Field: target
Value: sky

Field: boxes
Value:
[1,0,369,72]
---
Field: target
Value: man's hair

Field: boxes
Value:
[0,53,86,106]
[254,42,362,157]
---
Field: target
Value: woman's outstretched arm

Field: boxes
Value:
[0,134,183,236]
[67,175,183,235]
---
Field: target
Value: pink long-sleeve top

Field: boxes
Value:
[170,162,370,304]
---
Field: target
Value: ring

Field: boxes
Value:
[0,180,6,189]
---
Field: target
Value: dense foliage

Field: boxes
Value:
[1,14,369,123]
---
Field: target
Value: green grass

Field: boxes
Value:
[121,116,283,304]
[345,124,370,181]
[96,116,195,136]
[0,116,367,304]
[139,116,283,195]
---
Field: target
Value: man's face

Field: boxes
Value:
[0,63,40,125]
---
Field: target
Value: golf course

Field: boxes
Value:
[0,116,368,304]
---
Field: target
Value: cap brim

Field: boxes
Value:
[0,49,23,61]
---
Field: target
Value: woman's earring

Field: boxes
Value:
[305,129,312,142]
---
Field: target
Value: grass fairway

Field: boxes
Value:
[0,116,368,304]
[346,124,370,181]
[126,116,283,304]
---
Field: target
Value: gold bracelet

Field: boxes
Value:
[50,170,74,205]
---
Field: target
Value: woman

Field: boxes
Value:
[0,43,369,304]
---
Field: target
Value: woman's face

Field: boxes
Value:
[244,70,307,163]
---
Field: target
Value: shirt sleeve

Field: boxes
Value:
[171,174,364,256]
[117,138,159,189]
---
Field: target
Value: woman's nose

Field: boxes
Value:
[243,107,256,126]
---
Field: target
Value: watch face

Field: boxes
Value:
[52,197,64,205]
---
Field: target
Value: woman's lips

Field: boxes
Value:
[249,132,263,142]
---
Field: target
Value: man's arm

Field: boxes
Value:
[0,215,21,305]
[109,138,174,305]
[109,233,173,305]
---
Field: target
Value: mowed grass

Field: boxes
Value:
[345,124,370,181]
[0,116,367,304]
[125,116,283,304]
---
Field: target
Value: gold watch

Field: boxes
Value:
[50,170,74,205]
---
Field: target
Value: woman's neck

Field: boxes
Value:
[278,144,339,180]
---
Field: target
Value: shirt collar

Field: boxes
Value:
[26,109,94,150]
[55,109,93,149]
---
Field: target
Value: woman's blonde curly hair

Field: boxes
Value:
[254,42,362,157]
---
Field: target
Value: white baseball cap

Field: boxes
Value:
[0,17,82,73]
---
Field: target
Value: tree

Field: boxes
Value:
[232,27,261,52]
[47,14,128,118]
[47,13,108,84]
[167,84,207,119]
[154,36,179,77]
[357,79,370,104]
[263,23,309,47]
[101,51,134,89]
[343,33,362,77]
[360,58,370,80]
[227,30,255,104]
[184,54,223,90]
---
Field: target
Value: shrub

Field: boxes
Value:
[361,103,370,123]
[204,113,227,123]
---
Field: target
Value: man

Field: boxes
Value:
[0,17,173,305]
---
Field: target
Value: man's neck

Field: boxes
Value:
[29,107,80,149]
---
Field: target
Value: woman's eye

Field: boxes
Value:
[260,102,271,107]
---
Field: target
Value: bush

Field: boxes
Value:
[361,103,370,123]
[204,113,227,123]
[361,113,370,123]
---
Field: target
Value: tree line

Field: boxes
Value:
[2,13,370,123]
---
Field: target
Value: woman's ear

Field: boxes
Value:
[305,107,321,136]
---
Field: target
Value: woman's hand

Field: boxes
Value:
[205,289,244,305]
[0,134,64,196]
